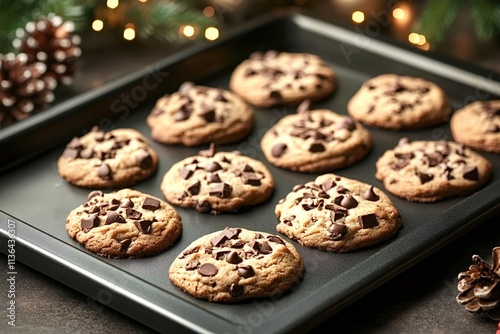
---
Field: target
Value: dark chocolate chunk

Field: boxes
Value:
[226,251,243,264]
[198,263,218,276]
[134,220,153,234]
[243,68,257,76]
[120,198,134,208]
[297,99,311,113]
[320,180,336,192]
[136,149,153,169]
[242,172,262,186]
[237,264,255,278]
[463,166,479,181]
[174,109,191,122]
[309,142,325,153]
[267,236,285,245]
[200,107,216,122]
[142,197,160,211]
[80,147,94,159]
[340,194,358,209]
[336,186,349,194]
[229,283,244,297]
[119,238,132,251]
[106,211,127,225]
[487,124,500,133]
[125,208,142,220]
[187,181,201,195]
[199,143,215,157]
[283,215,296,226]
[185,260,200,271]
[179,81,194,96]
[395,152,414,160]
[87,190,104,201]
[338,118,356,131]
[205,161,223,172]
[81,213,99,230]
[209,183,231,198]
[271,143,287,157]
[391,160,410,171]
[97,163,112,180]
[62,148,79,159]
[362,186,380,201]
[255,241,272,254]
[327,223,347,240]
[417,172,434,184]
[330,211,345,222]
[426,152,444,167]
[180,165,196,180]
[196,199,212,213]
[269,90,282,99]
[359,213,379,229]
[207,173,221,183]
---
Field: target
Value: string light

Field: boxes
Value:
[392,7,405,20]
[107,0,119,9]
[408,32,427,46]
[180,24,196,38]
[205,27,219,41]
[123,23,136,41]
[138,0,148,2]
[352,11,365,24]
[92,20,104,31]
[203,6,215,17]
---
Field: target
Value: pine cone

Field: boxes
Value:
[457,247,500,320]
[13,14,81,85]
[0,53,57,128]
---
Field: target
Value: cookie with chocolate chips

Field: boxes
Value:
[161,144,274,214]
[147,82,254,146]
[58,127,159,188]
[169,227,304,302]
[451,100,500,154]
[375,138,492,202]
[66,189,182,258]
[260,101,372,172]
[229,50,336,108]
[275,174,401,252]
[347,74,451,130]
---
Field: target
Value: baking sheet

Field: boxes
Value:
[1,12,500,334]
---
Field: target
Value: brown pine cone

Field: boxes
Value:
[13,13,81,85]
[0,53,57,128]
[456,247,500,320]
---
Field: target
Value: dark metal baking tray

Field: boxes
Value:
[1,11,500,334]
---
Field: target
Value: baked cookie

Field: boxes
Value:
[161,144,274,214]
[450,100,500,153]
[347,74,451,130]
[375,138,492,202]
[169,227,304,302]
[260,101,372,172]
[229,50,336,108]
[275,174,401,252]
[147,82,254,146]
[66,189,182,258]
[58,127,158,188]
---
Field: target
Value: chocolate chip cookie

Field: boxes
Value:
[375,138,492,202]
[169,227,304,302]
[66,189,182,258]
[260,101,372,172]
[58,127,158,188]
[275,174,401,252]
[229,50,336,108]
[450,100,500,154]
[147,82,254,146]
[347,74,451,130]
[161,144,275,214]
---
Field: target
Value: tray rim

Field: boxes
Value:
[1,10,500,334]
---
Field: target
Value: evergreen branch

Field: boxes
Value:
[416,0,464,44]
[470,0,500,41]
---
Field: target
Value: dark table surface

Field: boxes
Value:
[1,3,500,333]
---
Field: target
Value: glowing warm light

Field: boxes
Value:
[181,25,196,38]
[92,20,104,31]
[205,27,219,41]
[123,24,135,41]
[419,42,430,51]
[138,0,148,2]
[392,7,405,20]
[408,32,420,44]
[107,0,119,9]
[417,34,427,45]
[352,11,365,24]
[203,6,215,17]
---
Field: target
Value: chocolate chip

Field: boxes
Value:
[242,172,261,186]
[180,165,196,180]
[209,183,231,198]
[330,211,345,223]
[309,142,325,153]
[243,68,257,76]
[174,109,190,122]
[362,186,380,201]
[487,124,500,133]
[463,166,479,181]
[200,107,216,122]
[359,213,379,229]
[205,161,223,172]
[426,152,444,167]
[185,260,200,271]
[229,283,244,297]
[87,190,104,201]
[327,223,347,240]
[62,148,79,159]
[105,211,126,225]
[196,199,212,213]
[187,181,201,195]
[418,172,434,184]
[267,236,285,245]
[179,81,194,96]
[338,118,356,131]
[141,197,160,211]
[97,163,112,179]
[395,152,414,160]
[340,194,358,209]
[269,90,282,99]
[207,173,221,183]
[80,147,94,159]
[199,143,215,157]
[256,241,272,254]
[297,99,311,113]
[283,215,296,226]
[226,251,243,264]
[271,143,287,157]
[125,208,142,220]
[198,263,218,276]
[120,238,132,251]
[134,220,153,234]
[237,264,255,278]
[67,137,83,149]
[136,149,153,169]
[320,180,335,192]
[81,214,99,230]
[120,198,134,208]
